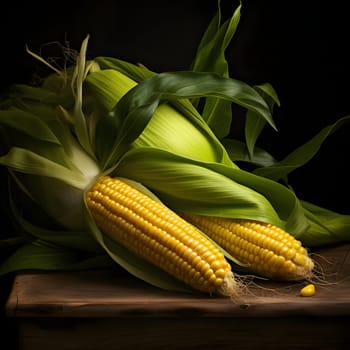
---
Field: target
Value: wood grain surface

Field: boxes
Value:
[6,244,350,318]
[5,244,350,349]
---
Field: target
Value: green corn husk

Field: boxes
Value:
[83,68,234,166]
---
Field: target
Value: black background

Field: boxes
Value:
[0,0,349,347]
[1,0,349,213]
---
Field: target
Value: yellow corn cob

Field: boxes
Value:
[180,213,314,281]
[86,176,238,296]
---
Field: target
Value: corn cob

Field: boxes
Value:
[180,213,314,281]
[86,176,238,296]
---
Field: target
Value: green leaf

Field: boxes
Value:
[71,35,95,157]
[0,102,92,169]
[9,189,102,253]
[0,125,76,171]
[245,83,281,159]
[0,148,89,189]
[94,56,156,82]
[299,201,350,247]
[114,147,309,236]
[191,1,241,74]
[85,69,235,167]
[254,83,281,107]
[202,98,233,139]
[4,84,63,106]
[101,71,274,170]
[253,115,350,180]
[0,109,61,145]
[221,138,277,167]
[0,240,112,276]
[190,1,242,139]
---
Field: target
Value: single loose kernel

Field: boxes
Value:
[300,283,315,297]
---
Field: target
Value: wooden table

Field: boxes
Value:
[5,244,350,350]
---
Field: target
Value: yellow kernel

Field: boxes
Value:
[203,268,215,280]
[215,277,223,288]
[210,259,222,271]
[208,274,218,286]
[300,284,315,297]
[193,271,201,282]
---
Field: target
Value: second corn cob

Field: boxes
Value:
[181,213,314,281]
[86,176,239,297]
